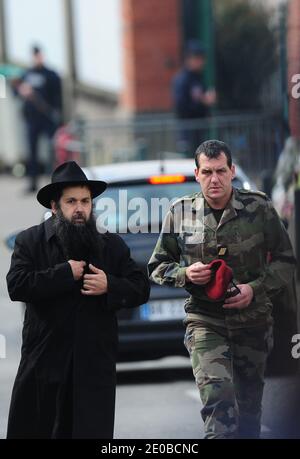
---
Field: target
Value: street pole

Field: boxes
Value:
[197,0,215,89]
[279,2,289,135]
[197,0,216,138]
[0,0,7,63]
[62,0,76,122]
[295,174,300,281]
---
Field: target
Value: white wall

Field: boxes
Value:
[0,87,26,164]
[4,0,123,93]
[72,0,123,93]
[4,0,67,74]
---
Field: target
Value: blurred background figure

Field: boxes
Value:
[13,45,62,192]
[172,40,216,155]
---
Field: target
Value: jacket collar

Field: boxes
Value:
[219,188,244,228]
[191,187,244,231]
[44,215,56,242]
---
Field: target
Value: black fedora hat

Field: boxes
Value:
[37,161,107,208]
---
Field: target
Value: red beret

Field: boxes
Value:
[205,259,233,301]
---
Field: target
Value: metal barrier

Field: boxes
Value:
[57,112,284,177]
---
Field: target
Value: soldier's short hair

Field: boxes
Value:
[195,140,232,169]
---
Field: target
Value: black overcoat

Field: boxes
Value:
[6,216,150,439]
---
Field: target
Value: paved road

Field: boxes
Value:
[0,175,46,436]
[0,174,299,439]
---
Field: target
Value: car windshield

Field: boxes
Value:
[94,177,243,233]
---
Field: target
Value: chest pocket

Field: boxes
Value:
[178,228,217,265]
[216,226,244,268]
[177,231,201,264]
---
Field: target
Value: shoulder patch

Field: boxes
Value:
[238,189,268,200]
[171,192,200,209]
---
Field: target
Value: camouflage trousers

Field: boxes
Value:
[184,320,273,439]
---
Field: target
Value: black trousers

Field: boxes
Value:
[25,120,57,189]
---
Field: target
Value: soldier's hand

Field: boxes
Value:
[223,284,254,309]
[186,262,212,285]
[68,260,86,281]
[81,264,108,296]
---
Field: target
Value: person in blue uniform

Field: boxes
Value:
[16,46,62,192]
[172,40,216,155]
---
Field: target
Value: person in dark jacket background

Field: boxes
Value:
[172,40,216,155]
[6,161,150,439]
[15,45,62,192]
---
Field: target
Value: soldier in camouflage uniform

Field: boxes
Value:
[148,140,296,439]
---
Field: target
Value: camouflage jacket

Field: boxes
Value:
[148,188,296,328]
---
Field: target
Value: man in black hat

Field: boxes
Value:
[172,40,216,155]
[6,161,150,439]
[15,45,62,192]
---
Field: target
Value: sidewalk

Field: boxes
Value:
[0,174,47,438]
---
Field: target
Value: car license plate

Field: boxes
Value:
[140,299,185,321]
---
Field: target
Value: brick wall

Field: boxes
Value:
[121,0,181,114]
[287,0,300,138]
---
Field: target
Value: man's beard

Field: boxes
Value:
[53,208,100,261]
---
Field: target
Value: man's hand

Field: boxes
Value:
[203,89,217,106]
[186,262,212,285]
[18,82,34,99]
[81,264,108,296]
[223,284,254,309]
[68,260,86,281]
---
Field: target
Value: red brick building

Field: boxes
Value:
[121,0,181,113]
